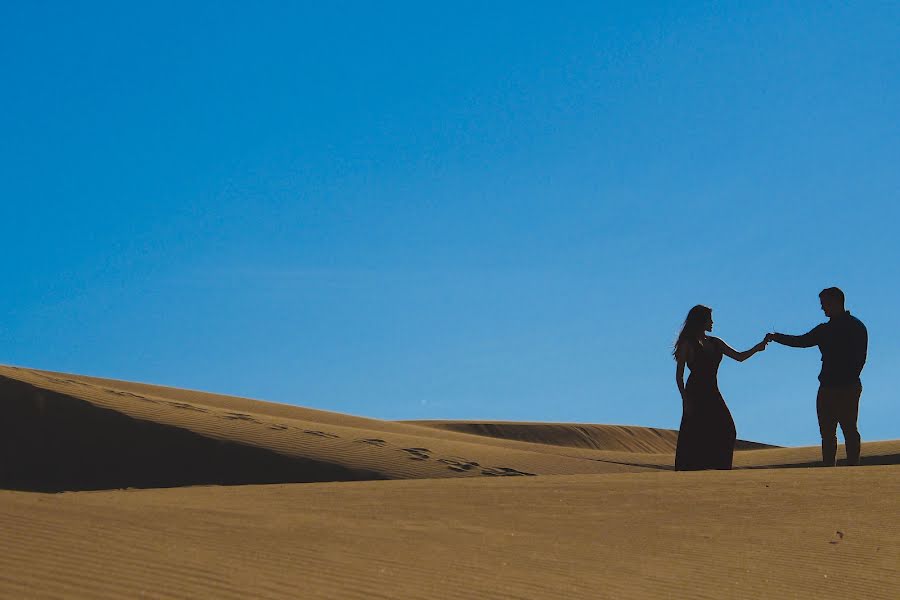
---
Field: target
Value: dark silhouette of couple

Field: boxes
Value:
[673,287,867,471]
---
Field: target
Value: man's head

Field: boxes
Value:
[819,287,845,318]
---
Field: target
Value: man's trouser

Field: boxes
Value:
[816,382,863,466]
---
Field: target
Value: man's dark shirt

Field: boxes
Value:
[773,311,867,387]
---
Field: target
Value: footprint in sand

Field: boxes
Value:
[222,412,261,422]
[438,457,481,472]
[355,438,387,447]
[168,402,210,413]
[401,447,431,461]
[106,389,160,403]
[267,424,290,431]
[303,430,340,439]
[480,466,536,477]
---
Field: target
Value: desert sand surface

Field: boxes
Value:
[2,364,899,599]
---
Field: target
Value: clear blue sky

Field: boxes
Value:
[2,2,897,446]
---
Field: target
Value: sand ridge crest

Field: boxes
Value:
[407,419,777,453]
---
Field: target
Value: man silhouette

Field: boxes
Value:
[766,287,868,466]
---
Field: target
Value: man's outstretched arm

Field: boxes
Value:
[766,325,822,348]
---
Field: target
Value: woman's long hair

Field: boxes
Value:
[673,305,712,358]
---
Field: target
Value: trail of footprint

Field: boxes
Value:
[303,430,340,439]
[401,447,431,461]
[355,438,387,447]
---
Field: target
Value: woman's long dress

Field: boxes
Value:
[675,339,737,471]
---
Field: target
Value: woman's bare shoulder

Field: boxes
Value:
[705,336,727,352]
[675,339,697,361]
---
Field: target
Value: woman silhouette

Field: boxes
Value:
[674,305,767,471]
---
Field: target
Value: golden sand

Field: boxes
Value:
[1,365,897,598]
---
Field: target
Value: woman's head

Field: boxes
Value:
[673,305,713,357]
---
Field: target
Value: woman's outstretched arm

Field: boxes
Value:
[716,337,767,362]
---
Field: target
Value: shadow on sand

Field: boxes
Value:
[0,376,385,493]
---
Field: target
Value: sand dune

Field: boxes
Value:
[2,364,898,598]
[408,420,777,452]
[0,366,662,491]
